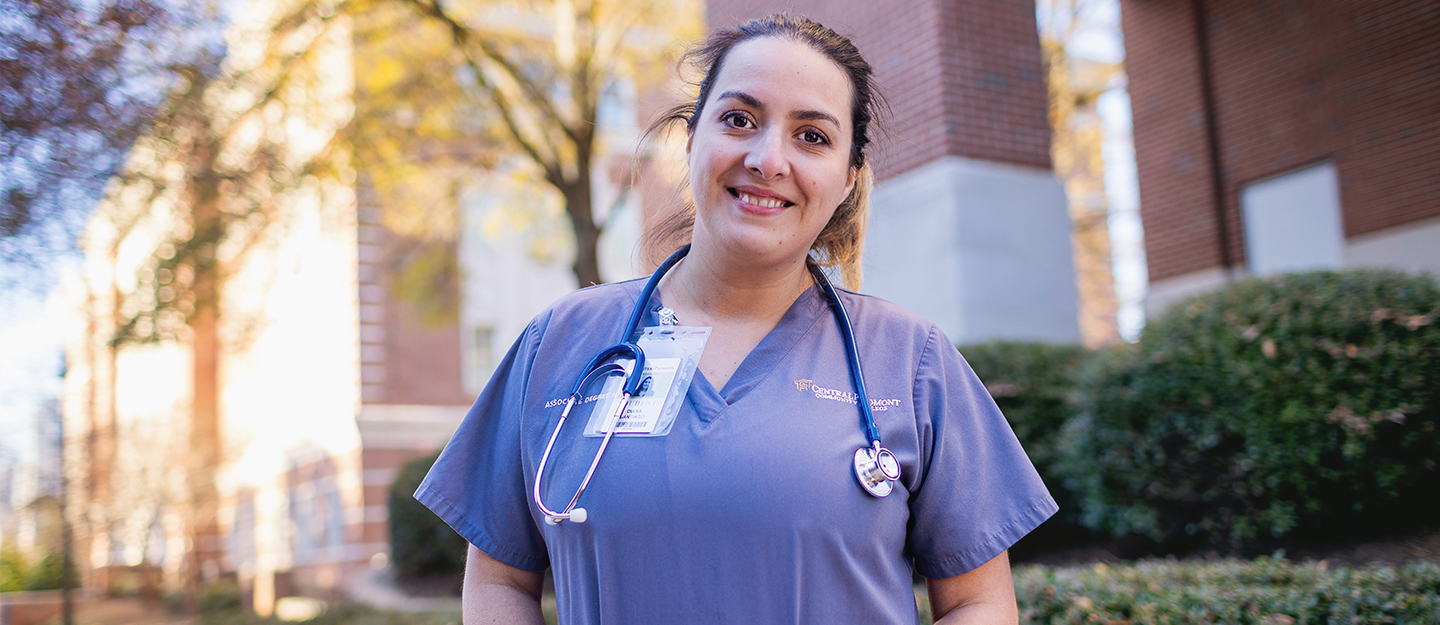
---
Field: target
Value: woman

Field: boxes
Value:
[417,15,1056,624]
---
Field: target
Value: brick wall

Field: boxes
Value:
[706,0,1052,180]
[1124,0,1440,282]
[356,180,472,406]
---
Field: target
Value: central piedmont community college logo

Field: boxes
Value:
[793,379,902,411]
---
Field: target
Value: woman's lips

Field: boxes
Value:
[728,187,794,209]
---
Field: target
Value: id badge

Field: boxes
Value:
[583,325,709,437]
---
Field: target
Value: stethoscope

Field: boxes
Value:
[534,245,901,525]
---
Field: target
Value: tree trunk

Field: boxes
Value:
[186,293,221,610]
[183,137,224,613]
[564,175,602,287]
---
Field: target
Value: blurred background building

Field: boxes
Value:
[1124,0,1440,314]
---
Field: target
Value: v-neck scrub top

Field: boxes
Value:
[416,278,1057,624]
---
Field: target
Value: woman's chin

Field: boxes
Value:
[702,234,810,268]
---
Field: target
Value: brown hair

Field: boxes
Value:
[640,14,883,290]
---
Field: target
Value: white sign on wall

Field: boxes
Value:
[1240,161,1345,276]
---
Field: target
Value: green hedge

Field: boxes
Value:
[0,547,25,592]
[388,453,467,581]
[0,547,77,592]
[1014,557,1440,624]
[1060,270,1440,549]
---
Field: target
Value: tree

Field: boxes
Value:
[73,0,354,610]
[0,0,219,279]
[1038,0,1122,347]
[399,0,698,286]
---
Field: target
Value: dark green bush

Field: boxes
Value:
[1061,270,1440,549]
[24,551,78,591]
[389,453,467,582]
[1014,557,1440,624]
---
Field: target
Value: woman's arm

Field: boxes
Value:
[462,544,546,625]
[926,550,1018,625]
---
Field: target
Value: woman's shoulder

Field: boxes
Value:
[833,288,940,335]
[831,288,950,359]
[530,278,648,334]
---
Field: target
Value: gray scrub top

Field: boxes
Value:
[416,278,1057,624]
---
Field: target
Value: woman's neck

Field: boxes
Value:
[659,243,813,325]
[656,242,814,390]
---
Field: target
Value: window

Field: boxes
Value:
[1240,161,1345,276]
[466,326,496,393]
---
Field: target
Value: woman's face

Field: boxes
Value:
[687,36,857,269]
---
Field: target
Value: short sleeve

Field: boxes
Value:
[905,326,1058,578]
[414,319,549,572]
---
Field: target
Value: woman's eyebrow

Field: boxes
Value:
[716,90,763,110]
[790,109,840,127]
[715,90,840,127]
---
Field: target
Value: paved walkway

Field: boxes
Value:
[66,595,193,625]
[346,567,462,613]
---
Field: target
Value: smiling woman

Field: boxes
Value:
[414,14,1055,625]
[683,37,858,287]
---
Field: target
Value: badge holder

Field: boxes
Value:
[582,325,709,438]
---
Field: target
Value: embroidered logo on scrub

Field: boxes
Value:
[793,379,902,411]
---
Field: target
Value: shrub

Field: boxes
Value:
[25,551,78,591]
[1061,270,1440,549]
[200,581,244,612]
[388,453,467,582]
[0,547,26,592]
[1014,557,1440,624]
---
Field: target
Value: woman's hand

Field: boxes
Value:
[462,544,545,624]
[927,550,1018,624]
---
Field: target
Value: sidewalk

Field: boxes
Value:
[345,567,461,614]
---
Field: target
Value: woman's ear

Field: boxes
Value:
[844,166,858,197]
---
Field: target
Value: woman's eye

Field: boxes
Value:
[800,130,829,145]
[722,112,752,129]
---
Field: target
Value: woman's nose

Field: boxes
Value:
[744,128,789,179]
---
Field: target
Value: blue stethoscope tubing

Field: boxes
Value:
[534,244,901,525]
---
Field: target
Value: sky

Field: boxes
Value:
[0,280,69,473]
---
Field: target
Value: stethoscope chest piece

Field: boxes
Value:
[853,444,901,498]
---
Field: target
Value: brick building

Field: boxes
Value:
[709,0,1081,344]
[1122,0,1440,313]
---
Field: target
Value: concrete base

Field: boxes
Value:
[1346,216,1440,276]
[864,156,1080,345]
[1146,217,1440,319]
[1143,266,1234,318]
[1147,217,1440,319]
